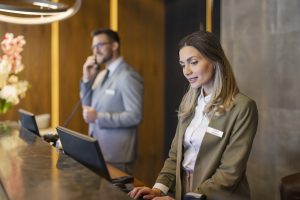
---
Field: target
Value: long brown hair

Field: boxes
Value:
[178,31,239,121]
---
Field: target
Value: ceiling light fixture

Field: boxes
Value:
[0,0,81,25]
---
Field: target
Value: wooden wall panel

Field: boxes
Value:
[0,0,165,188]
[59,0,109,133]
[0,24,51,121]
[118,0,165,185]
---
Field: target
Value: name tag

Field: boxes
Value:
[207,127,223,138]
[105,89,115,95]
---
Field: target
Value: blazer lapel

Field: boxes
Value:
[177,113,195,162]
[192,115,225,190]
[176,113,194,200]
[102,61,126,89]
[92,61,126,109]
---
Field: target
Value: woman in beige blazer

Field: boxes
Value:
[129,31,258,200]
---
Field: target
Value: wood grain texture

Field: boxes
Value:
[58,0,109,133]
[118,0,165,186]
[0,0,165,187]
[0,24,52,120]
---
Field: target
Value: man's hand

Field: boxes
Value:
[82,55,98,82]
[82,105,97,123]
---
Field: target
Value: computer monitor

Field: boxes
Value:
[18,109,40,137]
[56,126,112,181]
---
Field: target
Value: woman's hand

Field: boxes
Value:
[128,187,162,199]
[153,196,174,200]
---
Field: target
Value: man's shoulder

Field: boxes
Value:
[120,61,138,72]
[118,61,143,80]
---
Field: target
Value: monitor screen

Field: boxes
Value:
[18,109,40,137]
[56,126,111,181]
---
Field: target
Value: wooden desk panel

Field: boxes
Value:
[0,127,132,200]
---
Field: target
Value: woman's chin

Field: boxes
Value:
[189,83,201,89]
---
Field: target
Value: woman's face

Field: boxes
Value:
[179,46,214,90]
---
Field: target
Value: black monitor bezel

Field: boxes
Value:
[18,109,40,137]
[56,126,112,181]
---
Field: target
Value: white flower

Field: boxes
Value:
[0,58,12,88]
[0,33,28,113]
[8,75,18,84]
[0,85,19,105]
[16,81,29,98]
[0,57,12,74]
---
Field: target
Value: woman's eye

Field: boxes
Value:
[179,63,185,68]
[191,60,198,65]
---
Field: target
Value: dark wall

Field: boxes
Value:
[164,0,202,157]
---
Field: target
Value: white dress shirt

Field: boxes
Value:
[153,89,211,194]
[92,56,123,89]
[182,91,211,171]
[106,56,123,77]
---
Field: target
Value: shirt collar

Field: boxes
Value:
[198,87,212,104]
[106,56,123,77]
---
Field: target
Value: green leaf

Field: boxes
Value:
[0,99,12,114]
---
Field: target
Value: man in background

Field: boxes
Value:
[80,29,143,175]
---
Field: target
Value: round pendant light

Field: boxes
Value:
[0,0,81,25]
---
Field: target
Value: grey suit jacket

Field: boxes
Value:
[156,93,258,200]
[80,60,143,163]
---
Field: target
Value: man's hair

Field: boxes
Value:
[91,28,120,44]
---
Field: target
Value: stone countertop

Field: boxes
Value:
[0,126,132,200]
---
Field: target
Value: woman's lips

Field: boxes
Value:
[188,77,197,83]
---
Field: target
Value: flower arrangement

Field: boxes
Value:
[0,33,29,114]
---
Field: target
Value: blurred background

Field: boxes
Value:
[0,1,300,199]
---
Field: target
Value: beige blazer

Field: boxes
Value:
[156,93,258,200]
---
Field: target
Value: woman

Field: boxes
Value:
[129,31,258,200]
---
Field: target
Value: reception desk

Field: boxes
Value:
[0,124,133,200]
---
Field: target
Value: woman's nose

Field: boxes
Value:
[183,65,192,76]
